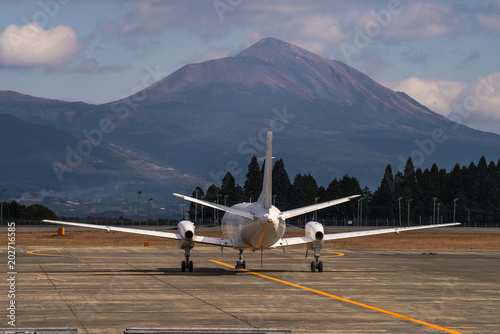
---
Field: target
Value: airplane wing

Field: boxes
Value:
[278,195,361,220]
[42,220,234,247]
[173,193,255,220]
[271,222,460,247]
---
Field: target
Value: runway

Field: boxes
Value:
[2,246,499,333]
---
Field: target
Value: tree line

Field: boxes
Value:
[189,155,500,226]
[0,201,57,222]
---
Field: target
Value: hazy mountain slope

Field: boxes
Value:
[1,37,499,206]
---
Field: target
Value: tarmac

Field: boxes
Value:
[1,245,499,333]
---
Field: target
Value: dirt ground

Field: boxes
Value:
[3,230,500,250]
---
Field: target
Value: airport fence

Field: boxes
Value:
[3,217,500,228]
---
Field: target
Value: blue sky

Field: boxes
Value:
[0,0,499,134]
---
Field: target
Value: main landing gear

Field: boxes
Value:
[235,249,246,269]
[181,248,193,272]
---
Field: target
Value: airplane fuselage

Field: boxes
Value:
[221,202,286,250]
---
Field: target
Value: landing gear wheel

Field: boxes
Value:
[181,260,186,272]
[188,261,193,272]
[242,261,246,269]
[311,261,316,272]
[318,261,323,272]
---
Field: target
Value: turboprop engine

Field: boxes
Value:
[177,220,195,250]
[305,221,324,243]
[305,221,325,272]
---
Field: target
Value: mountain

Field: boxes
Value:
[1,37,499,216]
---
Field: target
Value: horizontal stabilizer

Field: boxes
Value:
[279,195,361,220]
[173,193,255,220]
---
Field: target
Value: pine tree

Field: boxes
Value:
[243,155,262,202]
[370,164,396,219]
[272,158,292,210]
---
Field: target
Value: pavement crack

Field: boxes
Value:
[38,263,89,334]
[126,263,258,329]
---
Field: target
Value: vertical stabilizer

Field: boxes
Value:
[258,131,273,209]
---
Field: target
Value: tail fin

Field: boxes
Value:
[258,131,273,209]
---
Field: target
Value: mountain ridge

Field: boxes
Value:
[1,37,499,216]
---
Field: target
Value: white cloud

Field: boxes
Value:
[0,23,81,66]
[388,77,467,115]
[387,73,500,134]
[476,13,500,31]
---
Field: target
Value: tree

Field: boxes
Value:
[292,173,319,208]
[243,155,262,202]
[272,159,292,210]
[188,187,204,222]
[370,164,396,219]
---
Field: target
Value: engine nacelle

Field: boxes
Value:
[178,220,195,239]
[177,220,195,250]
[305,221,324,254]
[305,221,324,241]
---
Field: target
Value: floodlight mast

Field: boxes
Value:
[0,188,7,225]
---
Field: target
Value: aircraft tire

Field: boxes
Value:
[242,261,246,269]
[310,261,316,272]
[188,261,193,272]
[181,260,186,272]
[318,261,323,272]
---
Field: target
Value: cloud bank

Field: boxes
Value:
[0,23,81,66]
[388,73,500,134]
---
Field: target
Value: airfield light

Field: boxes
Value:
[0,188,6,225]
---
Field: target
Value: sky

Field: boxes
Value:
[0,0,499,134]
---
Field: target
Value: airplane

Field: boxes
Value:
[44,131,460,272]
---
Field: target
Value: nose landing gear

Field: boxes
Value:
[310,255,323,272]
[181,249,193,272]
[235,249,246,269]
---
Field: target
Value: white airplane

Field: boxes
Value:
[44,131,460,272]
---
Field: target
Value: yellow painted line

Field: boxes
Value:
[211,260,463,334]
[31,273,67,282]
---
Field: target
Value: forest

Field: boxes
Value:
[188,155,500,227]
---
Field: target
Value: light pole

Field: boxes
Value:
[59,199,63,221]
[453,198,459,223]
[407,199,413,226]
[433,197,438,224]
[147,197,153,223]
[273,194,276,206]
[201,196,205,225]
[0,188,6,225]
[137,191,142,225]
[195,189,199,224]
[398,197,403,227]
[437,203,441,224]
